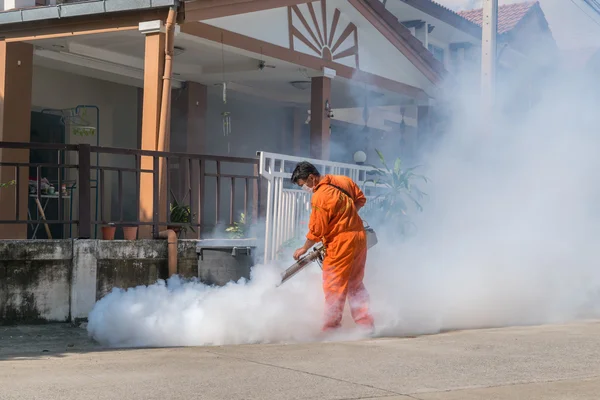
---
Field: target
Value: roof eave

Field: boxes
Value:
[0,0,177,26]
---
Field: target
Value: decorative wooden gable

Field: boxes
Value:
[288,0,359,69]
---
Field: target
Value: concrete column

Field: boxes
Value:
[0,41,33,239]
[310,69,335,160]
[71,239,98,322]
[170,81,207,237]
[138,20,166,238]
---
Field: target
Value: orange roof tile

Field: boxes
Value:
[458,1,537,34]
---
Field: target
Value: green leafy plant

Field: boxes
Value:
[169,199,196,234]
[225,212,250,239]
[362,149,428,236]
[0,180,15,188]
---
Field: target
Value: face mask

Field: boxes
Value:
[302,184,313,193]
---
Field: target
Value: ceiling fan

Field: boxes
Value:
[258,60,276,70]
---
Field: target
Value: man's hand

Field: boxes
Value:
[293,238,317,260]
[293,246,308,261]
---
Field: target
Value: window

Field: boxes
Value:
[428,44,445,63]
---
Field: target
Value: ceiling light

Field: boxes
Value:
[290,81,311,90]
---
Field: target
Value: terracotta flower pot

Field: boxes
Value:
[122,226,138,240]
[101,225,116,240]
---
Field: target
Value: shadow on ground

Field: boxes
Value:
[0,323,173,361]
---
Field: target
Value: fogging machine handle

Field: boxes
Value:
[278,244,325,286]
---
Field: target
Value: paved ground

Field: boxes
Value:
[1,321,600,399]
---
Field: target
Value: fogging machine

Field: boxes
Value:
[278,225,378,286]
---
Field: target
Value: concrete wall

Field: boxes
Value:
[0,240,72,323]
[0,239,200,325]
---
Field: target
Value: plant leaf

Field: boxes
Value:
[375,149,390,171]
[394,158,402,176]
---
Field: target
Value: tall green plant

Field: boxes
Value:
[362,150,428,236]
[169,198,196,234]
[225,212,250,239]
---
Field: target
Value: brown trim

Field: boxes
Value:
[333,45,358,61]
[349,0,444,84]
[288,6,294,50]
[328,9,340,48]
[291,26,321,56]
[184,0,312,21]
[322,0,328,49]
[180,21,426,99]
[354,28,360,69]
[292,5,322,52]
[288,1,358,67]
[0,9,168,42]
[331,23,355,54]
[307,3,324,47]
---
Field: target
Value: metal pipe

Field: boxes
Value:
[481,0,498,122]
[159,229,178,277]
[157,6,178,220]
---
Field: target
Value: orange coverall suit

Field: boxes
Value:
[306,174,375,331]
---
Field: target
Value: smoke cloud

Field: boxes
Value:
[87,6,600,347]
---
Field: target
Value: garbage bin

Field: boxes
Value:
[196,239,257,286]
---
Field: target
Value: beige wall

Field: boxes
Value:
[32,66,139,237]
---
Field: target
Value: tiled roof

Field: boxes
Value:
[457,1,537,34]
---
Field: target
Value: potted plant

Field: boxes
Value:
[121,225,138,240]
[169,199,195,236]
[101,223,116,240]
[362,149,429,239]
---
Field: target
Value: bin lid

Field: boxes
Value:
[196,238,258,251]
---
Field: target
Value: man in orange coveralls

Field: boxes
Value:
[291,161,375,333]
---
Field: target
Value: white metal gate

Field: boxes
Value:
[258,151,374,263]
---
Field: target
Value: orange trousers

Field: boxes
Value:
[321,230,374,331]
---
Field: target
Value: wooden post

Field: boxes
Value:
[0,41,33,239]
[310,76,332,160]
[138,21,166,238]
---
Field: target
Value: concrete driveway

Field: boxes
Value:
[1,321,600,399]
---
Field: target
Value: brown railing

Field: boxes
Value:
[0,142,260,239]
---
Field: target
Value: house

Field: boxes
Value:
[373,0,557,123]
[0,0,447,240]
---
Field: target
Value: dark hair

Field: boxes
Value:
[291,161,320,184]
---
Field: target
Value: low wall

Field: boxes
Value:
[0,239,200,325]
[0,240,72,323]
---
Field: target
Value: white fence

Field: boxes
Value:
[257,151,376,263]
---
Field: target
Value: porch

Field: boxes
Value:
[0,0,442,241]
